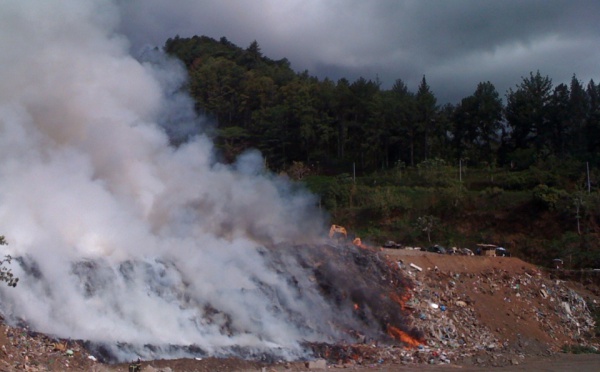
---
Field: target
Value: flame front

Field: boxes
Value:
[389,292,412,310]
[387,325,424,347]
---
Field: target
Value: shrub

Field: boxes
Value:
[0,236,18,287]
[480,187,504,198]
[532,184,567,211]
[561,344,600,354]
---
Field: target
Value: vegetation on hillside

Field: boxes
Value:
[163,35,600,269]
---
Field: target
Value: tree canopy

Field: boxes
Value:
[165,36,600,174]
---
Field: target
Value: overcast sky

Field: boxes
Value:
[118,0,599,104]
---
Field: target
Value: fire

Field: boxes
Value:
[386,281,424,347]
[352,237,365,248]
[389,291,412,310]
[353,303,360,311]
[352,237,382,251]
[387,325,424,347]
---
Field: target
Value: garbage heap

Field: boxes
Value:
[394,260,598,367]
[0,322,98,371]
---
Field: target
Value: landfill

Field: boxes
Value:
[0,244,599,371]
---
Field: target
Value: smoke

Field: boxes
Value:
[0,0,344,362]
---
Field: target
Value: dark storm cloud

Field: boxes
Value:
[117,0,600,104]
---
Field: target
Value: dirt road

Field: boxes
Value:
[101,352,600,371]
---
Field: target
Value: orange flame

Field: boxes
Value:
[387,325,424,347]
[352,237,382,251]
[352,237,366,249]
[386,284,423,347]
[389,292,412,310]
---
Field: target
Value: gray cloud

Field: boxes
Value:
[117,0,600,103]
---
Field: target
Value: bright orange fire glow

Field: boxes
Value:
[352,237,367,249]
[353,303,360,311]
[386,284,424,347]
[389,292,412,310]
[352,237,382,251]
[387,325,424,347]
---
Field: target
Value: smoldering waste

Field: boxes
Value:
[3,243,422,363]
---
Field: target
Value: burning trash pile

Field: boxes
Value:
[0,241,599,370]
[295,248,600,369]
[0,242,425,366]
[268,242,424,346]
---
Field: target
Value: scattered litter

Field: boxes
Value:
[387,254,599,367]
[410,263,423,272]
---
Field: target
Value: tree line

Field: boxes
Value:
[164,35,600,175]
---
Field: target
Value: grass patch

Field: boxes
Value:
[561,344,600,354]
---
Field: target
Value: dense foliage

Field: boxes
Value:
[165,35,600,174]
[164,35,600,269]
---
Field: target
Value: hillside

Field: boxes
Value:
[162,35,600,272]
[320,177,600,270]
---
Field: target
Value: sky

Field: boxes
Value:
[117,0,600,104]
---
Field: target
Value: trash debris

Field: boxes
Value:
[378,250,600,367]
[410,263,423,272]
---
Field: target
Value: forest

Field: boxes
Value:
[164,35,600,269]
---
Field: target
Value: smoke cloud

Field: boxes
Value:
[0,0,342,361]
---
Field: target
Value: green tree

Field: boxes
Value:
[568,75,589,156]
[332,78,353,158]
[415,215,439,243]
[547,83,570,156]
[239,40,264,69]
[0,236,18,287]
[189,57,245,126]
[217,126,251,161]
[390,79,417,166]
[505,71,553,156]
[415,76,438,162]
[346,77,380,168]
[586,79,600,157]
[279,78,319,162]
[368,90,399,169]
[470,82,503,163]
[308,78,337,160]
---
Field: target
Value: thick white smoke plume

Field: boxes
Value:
[0,0,338,361]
